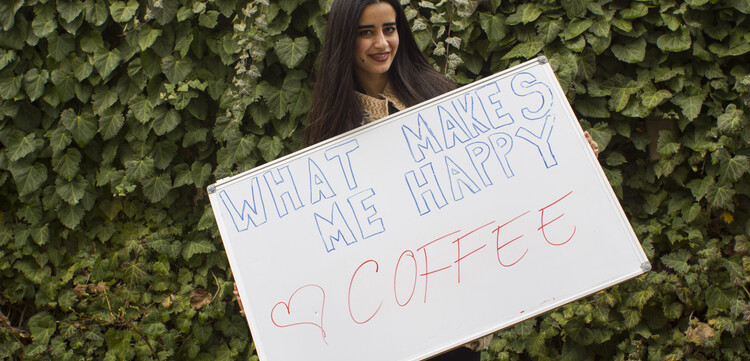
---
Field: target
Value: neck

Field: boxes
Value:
[355,70,389,98]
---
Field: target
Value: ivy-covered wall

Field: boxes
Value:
[1,0,748,360]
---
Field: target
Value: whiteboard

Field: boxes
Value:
[208,57,650,361]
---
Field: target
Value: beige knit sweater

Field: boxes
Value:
[354,82,408,124]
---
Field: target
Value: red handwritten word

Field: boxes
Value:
[271,191,577,339]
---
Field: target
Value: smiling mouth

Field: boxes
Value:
[369,52,390,62]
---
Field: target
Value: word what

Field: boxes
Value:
[218,139,385,252]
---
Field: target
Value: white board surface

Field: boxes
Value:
[208,57,650,361]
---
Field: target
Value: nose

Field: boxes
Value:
[373,30,388,49]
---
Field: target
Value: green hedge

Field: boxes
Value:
[1,0,748,360]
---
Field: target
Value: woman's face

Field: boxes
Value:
[353,2,399,82]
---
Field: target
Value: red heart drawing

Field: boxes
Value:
[270,284,328,344]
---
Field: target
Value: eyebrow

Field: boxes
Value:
[357,22,397,29]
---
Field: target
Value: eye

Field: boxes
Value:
[358,29,373,37]
[384,26,397,34]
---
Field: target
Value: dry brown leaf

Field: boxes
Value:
[685,320,715,346]
[190,288,212,309]
[73,284,88,297]
[89,281,108,294]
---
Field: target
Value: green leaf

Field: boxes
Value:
[92,87,119,115]
[661,249,690,273]
[705,286,731,310]
[418,1,437,10]
[137,26,162,51]
[58,0,83,23]
[109,0,138,23]
[46,127,73,153]
[706,183,735,209]
[52,148,82,180]
[2,130,44,161]
[561,0,589,18]
[72,56,94,81]
[84,0,110,25]
[0,73,21,100]
[47,33,76,62]
[98,106,125,140]
[708,32,750,57]
[717,103,744,134]
[611,38,646,63]
[9,163,48,196]
[153,108,181,135]
[129,96,154,123]
[161,55,193,84]
[191,162,212,188]
[28,312,56,345]
[141,173,172,203]
[620,3,648,19]
[173,163,192,187]
[607,75,639,112]
[56,175,87,205]
[31,4,57,38]
[561,18,593,40]
[507,4,542,25]
[182,239,216,260]
[726,0,750,12]
[183,128,208,147]
[125,157,155,181]
[261,83,293,119]
[536,19,563,45]
[224,135,256,163]
[24,69,50,102]
[627,288,655,309]
[150,140,178,170]
[31,224,49,246]
[502,40,545,60]
[640,83,672,108]
[0,48,17,70]
[620,308,640,329]
[258,136,283,162]
[721,155,750,182]
[656,130,680,155]
[288,86,311,118]
[0,0,23,31]
[93,48,121,79]
[274,36,309,68]
[199,10,220,28]
[575,97,610,118]
[60,108,97,145]
[657,28,692,52]
[174,32,194,59]
[671,89,706,121]
[479,13,507,42]
[51,69,76,102]
[57,202,85,229]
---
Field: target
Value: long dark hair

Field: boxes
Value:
[305,0,455,145]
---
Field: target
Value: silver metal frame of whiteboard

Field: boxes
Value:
[207,55,652,360]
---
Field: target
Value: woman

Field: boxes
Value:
[237,0,599,359]
[307,2,490,357]
[304,0,455,145]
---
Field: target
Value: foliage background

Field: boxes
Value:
[1,0,748,360]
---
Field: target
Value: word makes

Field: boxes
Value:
[400,72,558,215]
[270,191,577,342]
